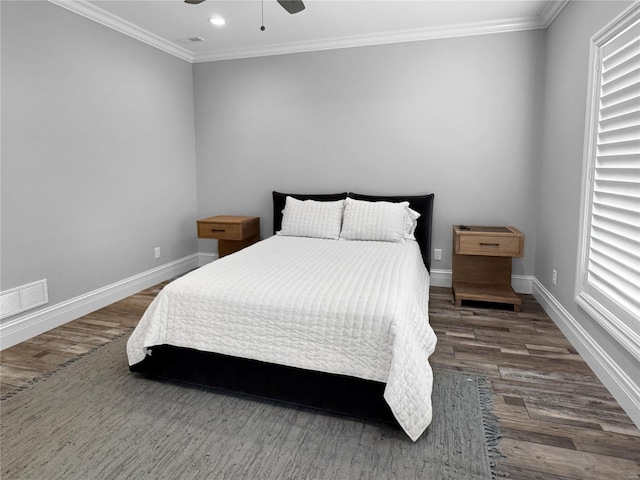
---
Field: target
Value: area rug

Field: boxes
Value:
[1,334,503,479]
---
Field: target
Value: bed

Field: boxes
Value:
[128,192,436,441]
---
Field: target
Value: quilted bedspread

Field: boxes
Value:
[127,235,437,441]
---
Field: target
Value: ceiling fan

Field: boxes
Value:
[184,0,305,15]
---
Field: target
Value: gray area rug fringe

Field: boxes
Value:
[0,329,134,402]
[477,377,508,479]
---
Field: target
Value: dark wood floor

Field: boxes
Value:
[2,283,639,479]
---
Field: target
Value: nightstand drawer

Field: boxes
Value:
[197,222,243,240]
[197,216,260,241]
[457,234,522,256]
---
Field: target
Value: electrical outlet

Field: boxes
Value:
[434,249,442,261]
[155,247,161,259]
[552,269,557,286]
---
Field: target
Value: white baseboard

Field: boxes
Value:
[197,252,218,266]
[429,269,534,294]
[532,278,640,429]
[429,269,452,287]
[0,254,200,350]
[511,275,534,294]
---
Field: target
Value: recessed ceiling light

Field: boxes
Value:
[208,16,226,26]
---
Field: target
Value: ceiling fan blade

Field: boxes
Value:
[184,0,206,4]
[277,0,305,14]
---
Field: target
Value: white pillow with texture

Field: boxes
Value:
[340,198,411,243]
[278,196,345,239]
[405,207,421,240]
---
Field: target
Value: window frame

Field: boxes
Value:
[575,2,640,363]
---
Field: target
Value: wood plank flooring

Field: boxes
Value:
[0,283,164,395]
[428,287,640,479]
[2,283,639,479]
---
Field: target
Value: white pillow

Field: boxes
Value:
[405,207,421,240]
[278,196,345,239]
[340,198,412,243]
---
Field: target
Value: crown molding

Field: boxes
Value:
[48,0,564,65]
[192,14,550,63]
[539,0,570,27]
[47,0,194,62]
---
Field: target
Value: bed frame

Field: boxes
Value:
[130,192,434,425]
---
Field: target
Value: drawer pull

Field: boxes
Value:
[479,242,500,246]
[210,229,226,233]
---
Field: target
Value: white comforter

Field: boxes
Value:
[127,235,437,441]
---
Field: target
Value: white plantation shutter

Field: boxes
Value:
[590,31,640,315]
[576,4,640,362]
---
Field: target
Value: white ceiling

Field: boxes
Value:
[49,0,568,63]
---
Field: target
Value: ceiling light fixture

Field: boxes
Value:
[208,16,226,26]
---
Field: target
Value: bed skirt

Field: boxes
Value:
[130,345,399,427]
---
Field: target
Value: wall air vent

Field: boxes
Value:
[0,279,49,321]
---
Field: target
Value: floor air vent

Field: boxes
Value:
[0,279,49,320]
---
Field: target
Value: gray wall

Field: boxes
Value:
[1,1,198,308]
[536,1,638,391]
[193,31,547,274]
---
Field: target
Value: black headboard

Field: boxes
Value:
[272,191,435,271]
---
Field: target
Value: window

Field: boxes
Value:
[576,3,640,362]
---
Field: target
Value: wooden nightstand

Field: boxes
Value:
[197,215,260,257]
[452,225,524,311]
